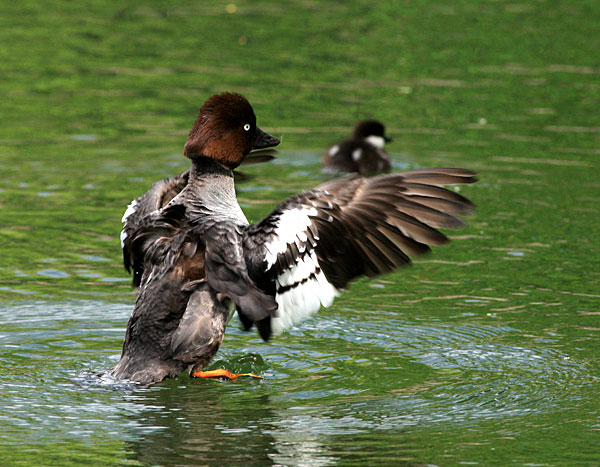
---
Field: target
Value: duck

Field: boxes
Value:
[323,120,393,175]
[111,92,477,385]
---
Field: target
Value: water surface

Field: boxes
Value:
[1,1,599,465]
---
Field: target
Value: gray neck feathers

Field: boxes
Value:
[184,157,248,225]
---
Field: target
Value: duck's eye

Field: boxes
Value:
[243,124,251,131]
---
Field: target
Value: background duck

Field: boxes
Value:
[112,93,477,385]
[323,119,393,175]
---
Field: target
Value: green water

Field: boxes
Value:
[1,1,599,465]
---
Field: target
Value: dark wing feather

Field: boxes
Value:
[169,286,230,367]
[202,222,278,341]
[126,204,191,288]
[121,170,189,286]
[243,168,477,337]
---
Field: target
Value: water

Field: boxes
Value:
[1,1,599,465]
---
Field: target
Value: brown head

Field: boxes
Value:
[184,92,280,169]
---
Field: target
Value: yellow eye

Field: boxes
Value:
[243,124,251,131]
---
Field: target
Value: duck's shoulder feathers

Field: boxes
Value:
[121,171,189,285]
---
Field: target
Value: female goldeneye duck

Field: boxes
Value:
[112,92,477,385]
[324,119,393,175]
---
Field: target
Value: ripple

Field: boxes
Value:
[80,255,111,262]
[0,298,595,455]
[0,286,35,295]
[0,300,131,325]
[69,134,97,141]
[275,314,590,425]
[37,269,70,278]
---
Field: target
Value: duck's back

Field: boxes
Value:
[324,139,391,175]
[111,236,234,384]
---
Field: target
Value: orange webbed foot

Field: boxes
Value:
[192,369,262,381]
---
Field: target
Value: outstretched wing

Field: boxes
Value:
[243,168,477,337]
[121,171,189,286]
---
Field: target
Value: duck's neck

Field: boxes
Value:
[185,156,248,225]
[188,154,232,177]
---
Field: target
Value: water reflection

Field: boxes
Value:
[121,383,295,466]
[120,380,416,466]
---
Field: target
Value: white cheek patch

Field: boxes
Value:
[328,145,340,157]
[352,148,363,161]
[271,251,339,334]
[365,135,386,149]
[121,199,138,223]
[263,207,318,269]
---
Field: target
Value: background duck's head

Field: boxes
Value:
[353,119,392,149]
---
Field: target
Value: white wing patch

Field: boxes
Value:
[120,199,139,247]
[261,206,340,334]
[121,199,138,223]
[352,148,363,161]
[120,229,128,248]
[272,251,339,334]
[264,207,317,269]
[328,145,340,157]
